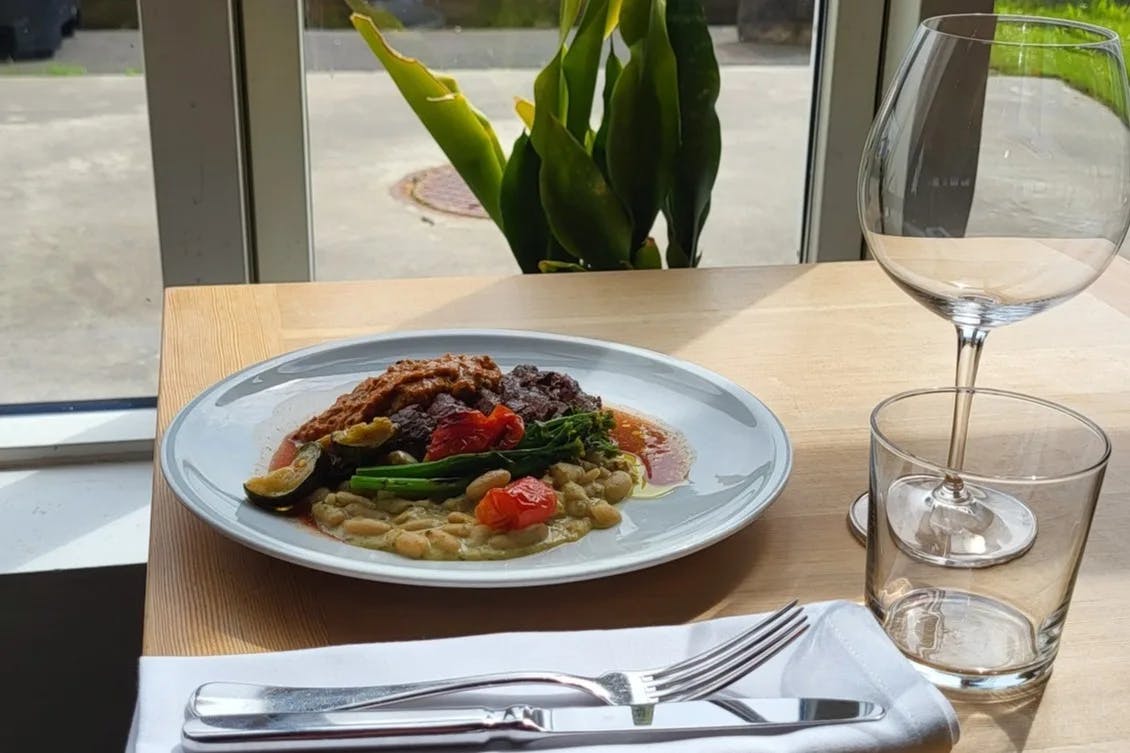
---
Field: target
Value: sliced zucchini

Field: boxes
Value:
[244,442,326,510]
[329,417,396,466]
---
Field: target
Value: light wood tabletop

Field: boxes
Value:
[146,260,1130,752]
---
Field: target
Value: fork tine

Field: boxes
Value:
[656,619,809,703]
[653,600,800,678]
[647,610,808,699]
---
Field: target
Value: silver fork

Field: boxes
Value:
[189,601,807,717]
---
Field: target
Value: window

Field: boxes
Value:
[301,0,819,278]
[1,3,160,404]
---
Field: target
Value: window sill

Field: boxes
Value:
[0,460,153,575]
[0,406,156,468]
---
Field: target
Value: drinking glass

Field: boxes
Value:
[849,13,1130,566]
[867,388,1109,697]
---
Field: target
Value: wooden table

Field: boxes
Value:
[146,260,1130,752]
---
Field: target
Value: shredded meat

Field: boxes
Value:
[293,354,501,441]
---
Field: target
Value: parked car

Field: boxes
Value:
[0,0,80,60]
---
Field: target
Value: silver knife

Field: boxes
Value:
[182,697,885,751]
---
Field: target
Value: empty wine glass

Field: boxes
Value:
[848,13,1130,567]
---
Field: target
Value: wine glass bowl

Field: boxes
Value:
[851,13,1130,566]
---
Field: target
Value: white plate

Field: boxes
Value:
[160,330,792,588]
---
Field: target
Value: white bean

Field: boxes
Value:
[465,469,512,502]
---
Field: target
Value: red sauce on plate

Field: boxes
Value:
[268,433,300,471]
[609,409,692,486]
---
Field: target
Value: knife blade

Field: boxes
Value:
[182,697,886,751]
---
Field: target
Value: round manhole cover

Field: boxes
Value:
[394,164,488,219]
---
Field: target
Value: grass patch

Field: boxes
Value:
[992,1,1130,104]
[44,64,88,76]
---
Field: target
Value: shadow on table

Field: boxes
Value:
[951,689,1044,753]
[369,264,823,368]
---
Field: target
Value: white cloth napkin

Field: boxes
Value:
[129,599,958,753]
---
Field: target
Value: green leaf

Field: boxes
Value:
[664,0,721,267]
[538,260,588,273]
[500,133,550,274]
[344,0,404,30]
[560,0,584,42]
[436,73,508,170]
[605,0,625,38]
[514,97,535,129]
[619,0,649,45]
[530,48,566,158]
[606,0,680,251]
[538,115,632,270]
[592,42,622,181]
[562,0,611,141]
[635,238,662,268]
[349,14,505,226]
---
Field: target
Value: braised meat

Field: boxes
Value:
[294,354,501,441]
[382,405,436,459]
[476,364,602,423]
[380,393,475,458]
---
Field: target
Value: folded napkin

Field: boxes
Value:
[129,600,958,753]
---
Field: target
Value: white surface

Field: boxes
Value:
[0,408,155,450]
[132,600,960,753]
[160,330,792,588]
[0,460,152,574]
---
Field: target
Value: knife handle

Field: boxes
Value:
[182,706,543,752]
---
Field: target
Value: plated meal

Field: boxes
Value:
[244,354,692,561]
[162,328,790,587]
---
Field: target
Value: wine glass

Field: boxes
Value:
[848,13,1130,567]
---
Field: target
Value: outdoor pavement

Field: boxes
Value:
[1,30,812,403]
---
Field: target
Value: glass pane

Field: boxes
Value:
[302,0,816,278]
[1,2,160,404]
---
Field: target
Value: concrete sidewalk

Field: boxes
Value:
[1,59,812,402]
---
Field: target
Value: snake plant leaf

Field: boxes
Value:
[592,43,622,181]
[350,14,505,226]
[530,48,566,158]
[605,0,624,38]
[663,0,721,267]
[606,0,680,253]
[635,238,662,269]
[619,0,649,45]
[538,260,588,272]
[560,0,584,42]
[562,0,610,141]
[435,73,508,170]
[538,114,632,270]
[345,0,404,29]
[500,133,550,274]
[514,97,535,130]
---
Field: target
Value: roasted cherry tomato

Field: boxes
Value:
[424,405,525,461]
[475,476,558,531]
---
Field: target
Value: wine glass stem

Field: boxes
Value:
[944,325,989,492]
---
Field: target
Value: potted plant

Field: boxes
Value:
[348,0,721,272]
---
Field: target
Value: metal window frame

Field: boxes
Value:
[802,0,996,263]
[139,0,312,287]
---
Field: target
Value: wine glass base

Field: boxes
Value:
[847,491,869,544]
[885,474,1037,568]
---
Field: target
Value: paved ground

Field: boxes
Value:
[1,30,812,403]
[1,28,810,74]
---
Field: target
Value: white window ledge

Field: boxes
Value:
[0,460,153,575]
[0,406,156,468]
